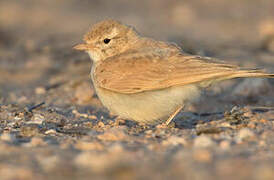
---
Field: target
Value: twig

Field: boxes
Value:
[27,102,45,112]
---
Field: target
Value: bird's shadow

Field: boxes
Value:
[60,104,273,132]
[172,111,225,129]
[73,105,227,130]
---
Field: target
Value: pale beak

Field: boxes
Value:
[73,43,93,51]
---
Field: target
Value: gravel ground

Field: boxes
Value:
[0,0,274,179]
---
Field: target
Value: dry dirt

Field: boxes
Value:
[0,0,274,180]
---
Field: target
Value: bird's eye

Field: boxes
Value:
[103,38,111,44]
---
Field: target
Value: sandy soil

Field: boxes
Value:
[0,0,274,179]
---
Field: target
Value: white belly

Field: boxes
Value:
[92,77,201,124]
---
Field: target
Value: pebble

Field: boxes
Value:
[27,113,45,125]
[97,121,105,128]
[45,129,57,135]
[72,109,89,118]
[35,87,46,94]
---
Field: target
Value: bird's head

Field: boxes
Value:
[74,19,139,62]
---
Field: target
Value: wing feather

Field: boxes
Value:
[94,51,272,94]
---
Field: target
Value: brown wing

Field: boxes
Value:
[94,51,273,94]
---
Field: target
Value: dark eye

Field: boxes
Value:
[103,38,111,44]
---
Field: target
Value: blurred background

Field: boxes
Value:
[0,0,274,106]
[0,0,274,180]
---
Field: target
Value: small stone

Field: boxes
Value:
[72,109,89,118]
[97,121,105,128]
[83,121,93,128]
[88,115,97,120]
[45,129,57,135]
[27,113,45,125]
[193,135,216,148]
[156,123,168,129]
[35,87,46,95]
[235,128,255,143]
[243,110,253,118]
[219,122,232,128]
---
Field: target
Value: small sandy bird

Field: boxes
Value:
[74,19,274,125]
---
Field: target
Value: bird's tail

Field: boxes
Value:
[228,69,274,79]
[199,68,274,87]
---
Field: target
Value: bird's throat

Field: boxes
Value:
[88,51,102,62]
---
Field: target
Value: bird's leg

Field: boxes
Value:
[165,105,184,125]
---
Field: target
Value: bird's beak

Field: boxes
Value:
[73,43,92,51]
